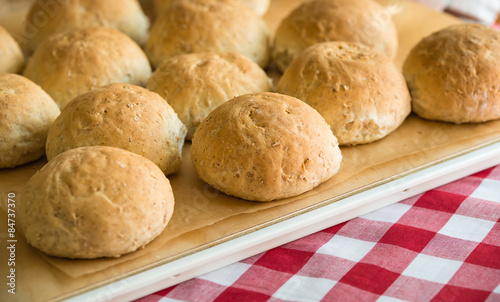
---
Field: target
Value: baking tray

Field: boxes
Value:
[1,0,500,301]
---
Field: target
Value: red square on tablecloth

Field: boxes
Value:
[448,263,500,292]
[252,247,314,275]
[167,278,227,302]
[383,275,444,301]
[433,285,491,302]
[482,221,500,246]
[421,234,479,261]
[228,265,291,297]
[339,263,400,295]
[485,165,500,181]
[322,282,380,302]
[471,166,495,179]
[337,218,392,242]
[413,190,465,213]
[455,197,500,221]
[397,206,453,232]
[214,287,270,302]
[140,288,173,302]
[378,223,436,253]
[298,253,356,281]
[465,242,500,269]
[360,243,419,273]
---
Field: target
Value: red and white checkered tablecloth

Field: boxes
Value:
[136,165,500,302]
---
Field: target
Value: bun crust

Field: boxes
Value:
[153,0,270,16]
[191,92,342,202]
[147,52,272,140]
[20,146,175,259]
[272,0,398,72]
[403,23,500,123]
[46,83,187,175]
[277,42,411,146]
[0,74,60,168]
[24,0,149,54]
[0,26,24,74]
[23,27,152,109]
[145,0,270,69]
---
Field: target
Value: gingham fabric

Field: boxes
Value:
[136,165,500,302]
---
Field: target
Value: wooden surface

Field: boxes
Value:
[1,1,499,301]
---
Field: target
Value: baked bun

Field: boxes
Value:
[191,92,342,202]
[0,74,60,168]
[20,146,175,259]
[272,0,398,72]
[0,26,24,74]
[277,42,411,146]
[145,0,270,69]
[147,52,272,140]
[23,0,149,54]
[153,0,270,16]
[46,83,187,175]
[23,27,152,109]
[403,23,500,123]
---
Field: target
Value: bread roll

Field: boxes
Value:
[403,23,500,123]
[147,52,272,140]
[191,92,342,202]
[20,146,175,258]
[272,0,398,72]
[145,0,270,69]
[0,26,24,74]
[23,0,149,54]
[277,42,411,146]
[23,27,151,110]
[0,74,60,168]
[153,0,270,16]
[46,83,187,175]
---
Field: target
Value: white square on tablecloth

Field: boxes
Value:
[438,214,496,242]
[361,203,412,223]
[272,275,337,301]
[402,254,462,283]
[470,179,500,203]
[316,235,376,262]
[198,262,251,286]
[494,282,500,294]
[376,296,409,302]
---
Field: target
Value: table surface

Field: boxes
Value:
[135,164,500,302]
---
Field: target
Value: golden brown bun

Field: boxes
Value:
[153,0,270,16]
[277,42,411,146]
[272,0,398,72]
[403,23,500,123]
[46,83,187,175]
[23,0,149,54]
[191,92,342,202]
[20,146,175,259]
[23,27,152,109]
[0,74,60,168]
[145,0,270,69]
[0,26,24,74]
[147,52,272,140]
